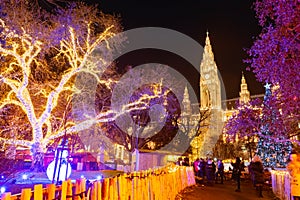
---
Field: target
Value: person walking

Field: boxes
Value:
[215,159,224,184]
[198,158,206,182]
[287,152,300,200]
[183,157,190,166]
[232,157,242,192]
[193,158,200,183]
[249,155,264,198]
[205,158,215,186]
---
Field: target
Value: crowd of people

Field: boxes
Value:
[176,151,300,199]
[177,157,225,186]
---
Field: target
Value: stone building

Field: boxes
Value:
[112,32,261,169]
[184,32,257,159]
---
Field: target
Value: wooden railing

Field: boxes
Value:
[1,165,195,200]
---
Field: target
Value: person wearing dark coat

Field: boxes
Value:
[231,157,242,192]
[205,158,215,185]
[215,159,224,184]
[183,157,190,166]
[249,155,264,198]
[198,158,206,181]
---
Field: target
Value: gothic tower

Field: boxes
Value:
[239,73,250,104]
[198,31,223,158]
[200,32,221,110]
[182,86,192,115]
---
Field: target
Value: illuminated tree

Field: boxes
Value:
[0,1,205,172]
[256,83,292,168]
[224,83,293,167]
[0,5,4,45]
[0,1,122,169]
[213,134,236,160]
[223,99,262,160]
[94,65,188,153]
[246,0,300,139]
[178,108,210,155]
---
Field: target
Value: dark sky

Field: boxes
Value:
[97,0,265,100]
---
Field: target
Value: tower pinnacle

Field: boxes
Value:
[200,31,221,109]
[205,31,211,47]
[197,31,223,159]
[203,31,214,63]
[239,73,250,104]
[182,86,191,114]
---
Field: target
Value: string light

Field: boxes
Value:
[0,16,119,158]
[256,83,292,168]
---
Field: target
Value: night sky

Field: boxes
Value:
[97,0,265,100]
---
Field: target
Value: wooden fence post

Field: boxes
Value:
[177,167,183,192]
[47,184,56,200]
[133,172,140,200]
[180,167,184,191]
[109,178,113,200]
[160,172,165,200]
[91,181,97,200]
[140,171,147,200]
[113,177,118,200]
[117,175,124,200]
[152,171,158,200]
[61,181,67,200]
[126,174,133,200]
[75,179,82,200]
[148,171,154,200]
[165,173,172,200]
[144,171,150,200]
[189,167,196,185]
[80,179,86,200]
[139,171,144,200]
[102,178,109,200]
[21,188,31,200]
[173,169,178,197]
[1,192,11,200]
[157,172,161,200]
[34,184,43,200]
[97,181,102,200]
[67,179,73,200]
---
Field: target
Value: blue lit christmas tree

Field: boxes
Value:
[256,83,292,168]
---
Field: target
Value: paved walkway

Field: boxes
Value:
[176,179,280,200]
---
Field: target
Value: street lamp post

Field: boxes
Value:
[134,114,142,171]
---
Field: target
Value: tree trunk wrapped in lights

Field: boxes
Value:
[0,1,123,170]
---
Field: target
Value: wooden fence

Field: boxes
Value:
[1,165,195,200]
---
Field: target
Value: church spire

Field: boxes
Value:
[182,86,191,114]
[203,31,214,60]
[205,31,211,46]
[239,72,250,104]
[200,31,221,109]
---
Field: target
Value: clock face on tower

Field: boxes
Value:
[205,74,210,79]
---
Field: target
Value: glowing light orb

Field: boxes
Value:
[46,150,71,182]
[0,187,6,194]
[46,160,72,182]
[22,174,28,180]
